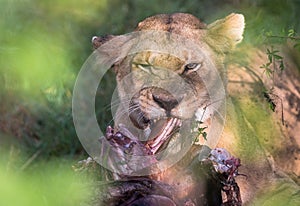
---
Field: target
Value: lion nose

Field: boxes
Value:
[152,90,182,113]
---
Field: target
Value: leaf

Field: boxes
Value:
[260,62,271,69]
[260,64,267,69]
[279,60,285,71]
[273,54,283,60]
[266,48,273,62]
[202,132,207,140]
[198,128,204,132]
[265,31,273,37]
[266,68,273,78]
[198,126,207,133]
[269,102,276,112]
[288,29,295,37]
[268,55,273,63]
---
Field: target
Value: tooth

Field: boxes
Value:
[153,127,168,145]
[153,137,162,146]
[151,120,175,153]
[152,135,163,148]
[149,118,182,154]
[151,121,171,147]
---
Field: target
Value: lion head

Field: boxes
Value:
[92,13,245,155]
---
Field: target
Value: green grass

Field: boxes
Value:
[0,149,92,206]
[0,167,91,206]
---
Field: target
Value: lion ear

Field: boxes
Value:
[205,13,245,53]
[92,35,115,49]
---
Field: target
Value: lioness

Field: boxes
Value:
[89,13,300,205]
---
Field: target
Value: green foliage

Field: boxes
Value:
[260,46,284,78]
[0,0,110,157]
[229,96,279,161]
[0,157,92,206]
[197,122,208,141]
[258,28,299,115]
[251,181,300,206]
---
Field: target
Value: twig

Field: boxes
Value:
[266,35,300,40]
[6,145,19,175]
[20,149,42,171]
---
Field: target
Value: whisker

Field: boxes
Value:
[197,98,226,122]
[113,104,140,123]
[106,118,115,127]
[104,97,132,110]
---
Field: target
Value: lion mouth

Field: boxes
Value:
[128,104,182,154]
[127,87,184,155]
[145,118,182,154]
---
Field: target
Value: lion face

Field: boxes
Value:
[127,51,211,124]
[126,51,214,153]
[93,13,245,154]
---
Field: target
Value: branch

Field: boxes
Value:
[266,35,300,41]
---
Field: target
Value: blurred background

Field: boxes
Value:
[0,0,299,205]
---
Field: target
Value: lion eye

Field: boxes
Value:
[184,63,201,72]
